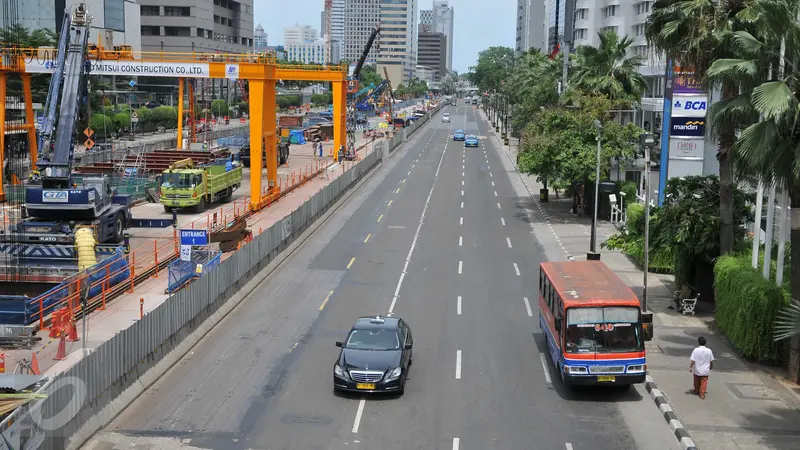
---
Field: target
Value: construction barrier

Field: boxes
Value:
[166,249,222,293]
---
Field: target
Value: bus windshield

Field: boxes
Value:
[564,307,642,354]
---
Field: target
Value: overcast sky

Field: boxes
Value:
[255,0,516,73]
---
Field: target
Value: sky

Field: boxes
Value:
[255,0,516,73]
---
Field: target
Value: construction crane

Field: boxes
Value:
[383,66,395,125]
[324,0,333,65]
[345,26,380,158]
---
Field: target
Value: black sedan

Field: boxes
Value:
[333,316,413,395]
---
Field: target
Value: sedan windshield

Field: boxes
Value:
[345,328,400,350]
[564,307,643,354]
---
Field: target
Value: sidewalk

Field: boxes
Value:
[492,124,800,449]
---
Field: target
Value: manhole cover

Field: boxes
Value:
[725,382,781,401]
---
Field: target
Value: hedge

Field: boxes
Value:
[714,253,790,363]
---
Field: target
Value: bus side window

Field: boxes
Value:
[539,268,544,293]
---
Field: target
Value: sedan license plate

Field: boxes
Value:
[597,376,616,383]
[356,383,375,390]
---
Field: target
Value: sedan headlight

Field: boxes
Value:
[385,367,402,381]
[334,364,348,379]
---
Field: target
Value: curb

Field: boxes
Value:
[645,375,698,450]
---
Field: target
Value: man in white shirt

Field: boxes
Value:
[689,336,714,399]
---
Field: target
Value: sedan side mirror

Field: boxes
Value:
[335,341,343,348]
[404,343,413,350]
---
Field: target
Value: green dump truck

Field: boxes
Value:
[160,158,243,213]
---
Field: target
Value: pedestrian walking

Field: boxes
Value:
[689,336,714,399]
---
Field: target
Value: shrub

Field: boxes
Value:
[617,181,638,208]
[89,114,113,139]
[113,112,131,130]
[714,253,789,363]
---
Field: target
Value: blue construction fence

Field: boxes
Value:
[217,136,248,148]
[167,249,222,294]
[0,248,131,325]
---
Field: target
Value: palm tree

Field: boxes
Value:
[568,30,647,104]
[506,49,561,134]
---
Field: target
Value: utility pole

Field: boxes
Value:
[640,132,656,312]
[588,119,602,260]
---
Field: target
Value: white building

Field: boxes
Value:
[516,0,546,55]
[254,24,268,52]
[432,0,453,71]
[343,0,380,62]
[285,38,329,64]
[420,9,434,25]
[377,0,418,87]
[284,25,318,45]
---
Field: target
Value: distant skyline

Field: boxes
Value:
[255,0,515,73]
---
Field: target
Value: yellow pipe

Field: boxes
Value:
[75,228,97,271]
[177,78,184,149]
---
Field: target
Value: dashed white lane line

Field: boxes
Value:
[457,296,462,315]
[455,350,462,379]
[506,237,513,248]
[494,191,498,197]
[489,172,493,177]
[347,257,356,269]
[408,171,411,176]
[461,201,464,209]
[458,260,463,274]
[364,234,371,243]
[462,180,464,186]
[488,165,491,170]
[491,181,495,187]
[523,296,533,316]
[459,217,463,225]
[352,398,366,433]
[461,190,464,196]
[513,263,521,276]
[453,438,460,450]
[459,236,463,247]
[565,444,573,450]
[387,200,393,207]
[540,353,552,384]
[501,217,506,226]
[462,171,465,177]
[497,202,502,210]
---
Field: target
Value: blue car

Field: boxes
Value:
[453,129,465,141]
[465,135,479,147]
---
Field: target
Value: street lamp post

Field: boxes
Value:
[588,119,603,260]
[640,132,656,312]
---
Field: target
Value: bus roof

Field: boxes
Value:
[540,260,640,308]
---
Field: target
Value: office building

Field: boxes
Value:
[254,24,268,51]
[377,0,418,87]
[343,0,380,62]
[515,0,546,55]
[432,0,453,71]
[418,25,446,80]
[284,25,317,45]
[285,38,329,64]
[331,0,345,51]
[138,0,254,53]
[420,9,434,26]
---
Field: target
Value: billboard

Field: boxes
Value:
[104,0,126,32]
[670,117,706,137]
[669,138,705,159]
[671,95,708,117]
[673,74,703,94]
[25,60,211,78]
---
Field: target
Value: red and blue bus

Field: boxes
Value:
[539,260,646,387]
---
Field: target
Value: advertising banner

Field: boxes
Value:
[669,138,705,159]
[24,60,211,78]
[673,73,703,94]
[671,95,708,117]
[670,116,706,137]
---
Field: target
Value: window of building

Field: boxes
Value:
[636,1,651,15]
[164,6,189,17]
[633,24,645,36]
[164,27,190,37]
[141,6,159,16]
[197,27,205,37]
[141,26,160,36]
[604,5,618,18]
[573,28,587,40]
[575,8,587,20]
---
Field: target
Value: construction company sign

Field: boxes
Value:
[25,60,211,78]
[671,95,708,117]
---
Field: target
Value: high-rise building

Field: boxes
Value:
[284,25,318,45]
[138,0,254,53]
[432,0,453,71]
[377,0,418,87]
[254,24,268,52]
[515,0,546,55]
[420,9,434,26]
[285,38,330,64]
[417,25,446,81]
[343,0,380,62]
[544,0,566,53]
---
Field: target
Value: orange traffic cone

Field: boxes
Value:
[31,353,40,375]
[48,310,62,339]
[54,334,67,361]
[66,317,79,342]
[0,353,5,374]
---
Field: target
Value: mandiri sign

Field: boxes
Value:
[670,117,706,138]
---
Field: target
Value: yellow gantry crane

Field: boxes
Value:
[0,47,349,209]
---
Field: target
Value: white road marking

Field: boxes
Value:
[488,165,491,170]
[492,181,495,186]
[408,171,411,176]
[457,296,462,315]
[462,164,465,169]
[460,216,463,225]
[461,201,464,209]
[497,202,502,210]
[455,350,462,379]
[501,217,506,226]
[506,237,513,248]
[352,399,366,433]
[462,171,465,177]
[523,296,533,316]
[489,172,493,177]
[494,191,498,197]
[540,354,552,384]
[462,180,464,186]
[459,236,463,247]
[453,438,460,450]
[458,260,463,274]
[513,263,520,276]
[565,444,573,450]
[461,190,464,196]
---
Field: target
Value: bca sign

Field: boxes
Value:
[672,95,708,117]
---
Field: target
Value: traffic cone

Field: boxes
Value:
[54,334,67,361]
[48,310,62,339]
[66,317,80,342]
[0,353,5,373]
[31,353,40,375]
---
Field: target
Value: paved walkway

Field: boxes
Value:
[488,120,800,450]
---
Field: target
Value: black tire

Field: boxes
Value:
[112,212,124,243]
[163,205,173,213]
[397,375,406,396]
[280,153,287,165]
[224,188,233,203]
[195,196,207,213]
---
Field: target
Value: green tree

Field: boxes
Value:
[113,112,131,131]
[89,114,113,139]
[506,49,560,134]
[467,46,516,93]
[568,30,646,104]
[210,99,229,117]
[0,25,58,102]
[360,64,383,86]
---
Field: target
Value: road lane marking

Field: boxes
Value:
[461,190,464,196]
[388,225,405,229]
[565,445,573,450]
[395,188,400,193]
[458,260,463,274]
[387,200,393,207]
[540,354,552,383]
[488,165,491,170]
[319,290,334,310]
[462,171,465,177]
[497,202,502,209]
[455,350,462,379]
[347,257,356,269]
[501,217,506,226]
[513,263,520,276]
[457,296,462,315]
[377,214,384,222]
[489,172,493,177]
[453,438,460,450]
[459,236,463,246]
[492,181,495,186]
[462,180,464,186]
[506,237,513,248]
[523,296,533,316]
[460,217,463,225]
[494,191,498,197]
[461,201,464,209]
[364,234,371,243]
[352,398,366,433]
[408,171,411,176]
[402,178,406,184]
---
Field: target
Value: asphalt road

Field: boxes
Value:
[85,104,681,450]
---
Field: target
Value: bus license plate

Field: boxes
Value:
[356,383,375,390]
[597,376,616,383]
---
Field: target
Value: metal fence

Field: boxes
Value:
[0,103,441,450]
[166,249,222,293]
